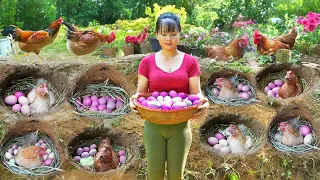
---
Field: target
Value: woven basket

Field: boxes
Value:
[133,93,200,125]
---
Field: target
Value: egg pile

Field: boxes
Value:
[212,82,253,100]
[137,90,201,110]
[207,133,231,154]
[299,125,313,145]
[264,79,284,98]
[73,144,97,166]
[4,91,31,116]
[75,95,123,113]
[4,139,55,166]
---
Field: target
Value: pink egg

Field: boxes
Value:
[207,137,219,146]
[169,90,178,98]
[177,92,187,99]
[240,92,251,100]
[215,133,225,140]
[213,144,223,151]
[83,95,90,99]
[98,104,106,111]
[160,91,168,97]
[161,101,171,110]
[74,156,81,162]
[172,102,182,110]
[107,98,116,103]
[5,95,17,105]
[7,148,14,155]
[193,100,201,105]
[89,107,99,111]
[212,88,219,96]
[119,155,126,163]
[107,102,116,110]
[91,95,98,101]
[14,91,25,99]
[241,85,250,92]
[137,97,146,103]
[90,144,97,149]
[12,144,18,150]
[237,83,244,91]
[105,108,113,113]
[104,95,111,100]
[267,90,275,97]
[188,94,200,102]
[83,98,92,106]
[152,91,159,98]
[12,104,21,112]
[116,101,123,109]
[141,100,149,106]
[83,147,90,152]
[274,79,284,86]
[264,86,270,94]
[81,152,90,158]
[38,139,44,144]
[44,158,53,166]
[147,96,157,101]
[268,82,276,89]
[272,87,280,94]
[220,146,230,154]
[118,150,125,156]
[299,125,312,136]
[91,100,99,107]
[98,97,107,105]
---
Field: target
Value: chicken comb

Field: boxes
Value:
[253,29,260,38]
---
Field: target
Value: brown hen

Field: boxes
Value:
[94,138,119,172]
[278,71,302,99]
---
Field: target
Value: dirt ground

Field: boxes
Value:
[0,53,320,180]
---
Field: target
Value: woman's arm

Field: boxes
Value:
[189,75,209,117]
[130,74,149,113]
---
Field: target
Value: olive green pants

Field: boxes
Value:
[143,120,192,180]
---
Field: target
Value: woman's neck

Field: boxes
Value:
[160,49,178,59]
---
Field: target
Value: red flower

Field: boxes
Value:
[306,24,318,32]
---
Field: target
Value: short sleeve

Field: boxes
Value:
[188,55,201,78]
[138,56,150,78]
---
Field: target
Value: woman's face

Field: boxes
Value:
[157,28,180,51]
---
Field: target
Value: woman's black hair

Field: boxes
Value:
[156,13,181,33]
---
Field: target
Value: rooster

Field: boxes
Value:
[274,27,298,49]
[27,78,55,115]
[278,71,302,99]
[1,17,63,59]
[94,138,119,172]
[205,35,249,61]
[277,119,303,146]
[253,29,290,55]
[14,132,46,168]
[227,124,253,154]
[62,21,116,55]
[214,78,239,100]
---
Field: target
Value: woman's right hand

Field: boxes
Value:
[129,93,140,114]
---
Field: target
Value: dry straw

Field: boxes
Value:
[268,117,318,154]
[70,79,130,119]
[70,137,133,172]
[0,131,62,176]
[206,74,259,106]
[5,77,66,113]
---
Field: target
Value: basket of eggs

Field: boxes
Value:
[133,90,201,125]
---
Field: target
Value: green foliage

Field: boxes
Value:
[258,55,274,65]
[227,172,240,180]
[274,0,320,18]
[0,0,18,29]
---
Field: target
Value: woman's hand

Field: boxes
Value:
[192,97,209,118]
[129,93,140,114]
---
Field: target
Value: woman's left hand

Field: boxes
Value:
[192,97,209,118]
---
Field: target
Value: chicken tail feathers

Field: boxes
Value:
[1,25,21,41]
[23,131,38,147]
[62,22,80,40]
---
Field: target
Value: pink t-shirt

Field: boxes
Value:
[138,53,201,94]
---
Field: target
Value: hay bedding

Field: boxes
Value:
[268,117,318,154]
[4,77,66,115]
[206,74,259,106]
[70,80,130,119]
[0,131,62,176]
[70,137,133,172]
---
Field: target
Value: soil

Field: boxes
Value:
[0,53,319,180]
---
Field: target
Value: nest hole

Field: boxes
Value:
[0,67,67,117]
[0,120,63,176]
[205,69,258,106]
[70,64,134,119]
[256,63,316,100]
[67,128,139,174]
[199,113,265,156]
[268,105,319,154]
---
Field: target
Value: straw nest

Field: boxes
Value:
[4,77,66,114]
[206,74,259,106]
[70,80,130,119]
[70,137,133,172]
[0,131,62,176]
[268,117,318,154]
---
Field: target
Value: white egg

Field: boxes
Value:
[304,133,313,145]
[21,105,31,116]
[43,154,48,160]
[18,96,29,105]
[13,149,18,155]
[219,139,228,147]
[9,159,15,165]
[48,152,55,159]
[213,144,223,151]
[5,152,12,160]
[220,146,230,154]
[46,149,52,154]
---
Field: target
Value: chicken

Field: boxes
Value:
[1,17,63,59]
[274,27,298,49]
[94,138,119,172]
[278,119,303,146]
[14,132,46,168]
[27,78,55,115]
[278,70,302,99]
[214,78,239,100]
[62,21,116,55]
[227,124,253,154]
[253,29,290,55]
[205,35,249,61]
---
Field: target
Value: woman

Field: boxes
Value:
[130,12,209,180]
